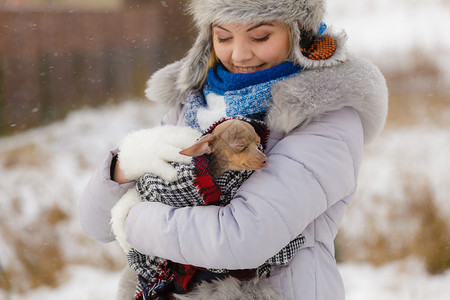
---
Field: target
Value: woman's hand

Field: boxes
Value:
[113,160,133,184]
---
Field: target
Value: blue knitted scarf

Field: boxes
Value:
[184,62,302,130]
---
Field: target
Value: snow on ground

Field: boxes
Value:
[3,259,450,300]
[340,260,450,300]
[5,266,122,300]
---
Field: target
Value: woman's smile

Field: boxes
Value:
[232,63,266,73]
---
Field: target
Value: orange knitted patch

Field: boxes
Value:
[301,36,337,61]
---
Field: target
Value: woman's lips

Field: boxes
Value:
[233,64,265,73]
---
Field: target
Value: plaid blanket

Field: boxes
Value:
[136,156,252,208]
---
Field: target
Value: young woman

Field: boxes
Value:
[80,0,388,299]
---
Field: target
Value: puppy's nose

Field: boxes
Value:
[260,156,268,167]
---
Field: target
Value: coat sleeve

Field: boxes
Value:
[124,107,364,270]
[79,148,135,242]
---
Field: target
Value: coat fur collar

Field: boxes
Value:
[145,54,388,145]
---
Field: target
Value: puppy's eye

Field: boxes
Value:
[235,144,247,152]
[257,144,263,151]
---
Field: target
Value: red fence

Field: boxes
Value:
[0,7,192,135]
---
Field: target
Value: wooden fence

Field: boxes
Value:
[0,6,193,135]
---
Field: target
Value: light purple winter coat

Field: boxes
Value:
[79,54,388,299]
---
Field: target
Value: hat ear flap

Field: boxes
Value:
[288,21,348,70]
[176,26,212,93]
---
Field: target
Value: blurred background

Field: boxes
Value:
[0,0,449,299]
[0,0,193,135]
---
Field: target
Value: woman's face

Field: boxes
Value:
[212,21,291,73]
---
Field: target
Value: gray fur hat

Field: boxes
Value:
[176,0,347,92]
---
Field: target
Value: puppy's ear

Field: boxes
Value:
[179,134,216,157]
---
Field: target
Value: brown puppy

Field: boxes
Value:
[180,119,268,178]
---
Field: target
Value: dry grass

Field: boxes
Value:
[382,49,450,128]
[386,91,450,128]
[408,179,450,274]
[0,206,68,293]
[0,144,49,169]
[337,175,450,275]
[44,205,69,226]
[0,203,123,294]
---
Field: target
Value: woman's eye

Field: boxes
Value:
[216,36,232,43]
[252,35,270,43]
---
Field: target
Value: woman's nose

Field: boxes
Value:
[231,42,252,63]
